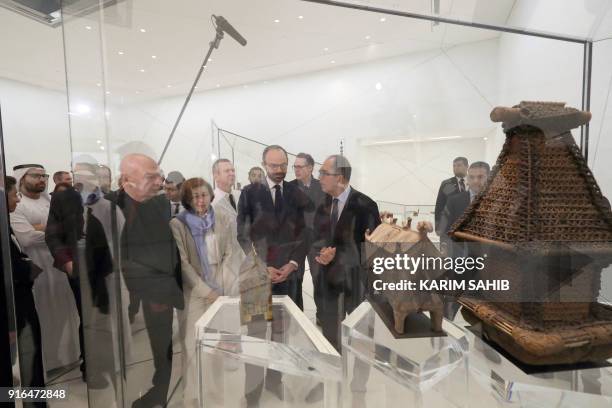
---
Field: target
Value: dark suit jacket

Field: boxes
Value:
[434,177,462,234]
[46,187,84,270]
[237,179,308,269]
[441,191,471,235]
[289,178,324,231]
[312,188,380,295]
[46,187,116,312]
[109,190,183,308]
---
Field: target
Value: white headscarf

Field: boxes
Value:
[13,164,50,198]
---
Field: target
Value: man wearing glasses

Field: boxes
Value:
[312,155,380,350]
[289,153,324,313]
[237,145,308,406]
[10,164,81,376]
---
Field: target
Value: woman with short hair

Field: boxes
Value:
[170,177,235,407]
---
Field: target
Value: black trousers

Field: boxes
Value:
[244,274,297,404]
[15,288,47,408]
[141,300,174,404]
[67,277,86,372]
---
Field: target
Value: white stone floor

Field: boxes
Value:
[46,268,321,408]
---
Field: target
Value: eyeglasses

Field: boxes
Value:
[265,163,288,171]
[318,170,340,177]
[26,173,49,180]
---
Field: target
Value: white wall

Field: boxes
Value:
[0,78,72,182]
[109,39,501,205]
[107,33,588,208]
[0,20,604,207]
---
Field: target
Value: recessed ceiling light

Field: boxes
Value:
[135,90,141,94]
[375,82,382,91]
[365,35,371,40]
[195,86,199,89]
[274,19,280,23]
[139,68,145,73]
[484,137,488,141]
[100,146,105,150]
[118,51,124,55]
[167,84,172,88]
[324,47,329,52]
[140,28,146,33]
[97,140,102,144]
[331,60,336,64]
[216,84,221,88]
[85,25,92,30]
[209,58,213,62]
[380,17,387,22]
[96,83,101,87]
[151,55,157,59]
[105,91,111,95]
[298,15,304,19]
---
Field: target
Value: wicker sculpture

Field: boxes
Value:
[366,221,444,334]
[450,101,612,365]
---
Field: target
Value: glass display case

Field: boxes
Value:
[196,295,342,407]
[463,320,612,408]
[341,301,469,408]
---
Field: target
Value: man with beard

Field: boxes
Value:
[10,164,81,375]
[237,145,308,407]
[109,154,183,408]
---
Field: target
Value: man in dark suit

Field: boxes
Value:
[434,157,468,255]
[237,145,308,407]
[440,161,490,318]
[5,176,46,406]
[111,154,183,408]
[289,152,325,312]
[312,155,381,350]
[46,162,125,390]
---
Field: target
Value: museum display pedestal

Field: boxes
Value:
[342,301,469,408]
[196,295,342,408]
[464,320,612,408]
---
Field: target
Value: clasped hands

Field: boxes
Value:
[267,262,297,284]
[315,247,336,266]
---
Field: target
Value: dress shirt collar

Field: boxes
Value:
[468,188,477,202]
[214,187,228,200]
[334,185,351,201]
[298,176,313,188]
[266,175,283,191]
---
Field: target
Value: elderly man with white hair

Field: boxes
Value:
[10,164,81,372]
[108,153,184,408]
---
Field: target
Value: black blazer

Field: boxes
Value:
[312,188,380,289]
[434,177,462,234]
[440,190,471,236]
[46,187,84,270]
[110,190,183,308]
[289,178,325,233]
[237,179,308,268]
[46,187,116,312]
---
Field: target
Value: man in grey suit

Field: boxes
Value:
[289,153,324,312]
[212,158,239,214]
[211,158,243,296]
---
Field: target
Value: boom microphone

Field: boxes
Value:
[213,15,247,46]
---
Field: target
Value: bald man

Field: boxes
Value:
[110,154,183,408]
